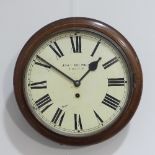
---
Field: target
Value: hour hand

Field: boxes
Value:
[35,55,76,85]
[78,57,102,84]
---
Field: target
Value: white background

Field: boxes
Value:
[0,0,154,154]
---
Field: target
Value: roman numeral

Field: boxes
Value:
[29,81,47,89]
[108,78,127,86]
[49,42,64,58]
[74,114,83,131]
[102,57,118,69]
[102,94,120,110]
[94,110,103,123]
[91,41,101,56]
[35,94,52,113]
[35,55,51,68]
[70,36,81,53]
[51,108,65,126]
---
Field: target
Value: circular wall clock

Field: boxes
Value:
[14,17,143,145]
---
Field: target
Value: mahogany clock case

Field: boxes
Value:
[13,17,143,145]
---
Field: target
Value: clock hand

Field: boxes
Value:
[77,57,102,84]
[36,55,77,86]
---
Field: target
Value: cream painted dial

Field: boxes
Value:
[24,30,130,137]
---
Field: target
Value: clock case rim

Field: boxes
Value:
[13,17,143,145]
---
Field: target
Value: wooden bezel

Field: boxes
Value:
[13,17,143,145]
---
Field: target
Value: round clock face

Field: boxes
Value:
[14,18,142,145]
[24,30,130,137]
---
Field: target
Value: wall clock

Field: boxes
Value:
[14,17,143,145]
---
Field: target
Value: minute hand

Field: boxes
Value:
[36,55,76,84]
[78,57,102,83]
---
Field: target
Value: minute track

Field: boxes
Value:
[25,30,130,138]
